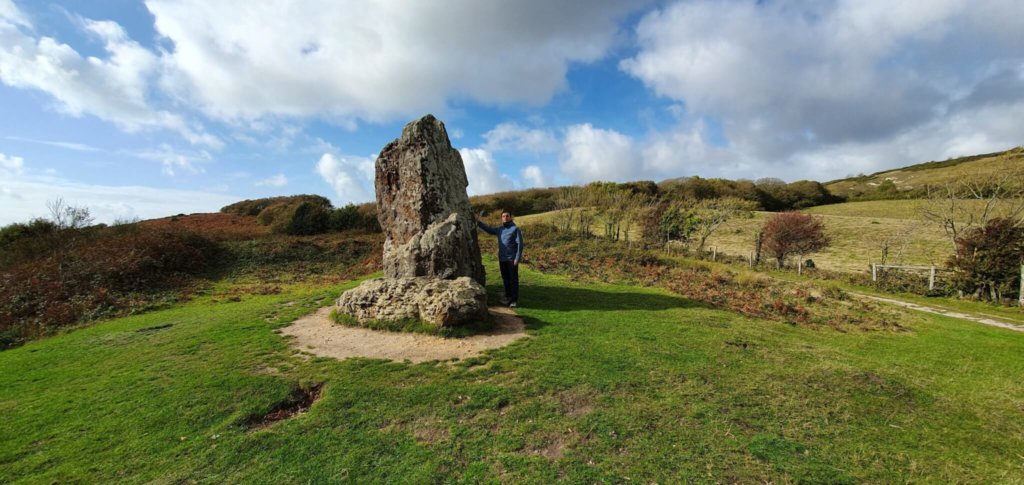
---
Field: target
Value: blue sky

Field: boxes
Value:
[2,0,1023,224]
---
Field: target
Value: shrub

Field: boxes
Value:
[284,201,331,235]
[327,203,381,233]
[0,218,59,267]
[223,195,335,235]
[947,218,1024,303]
[761,212,830,268]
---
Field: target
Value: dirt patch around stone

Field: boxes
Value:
[281,306,528,363]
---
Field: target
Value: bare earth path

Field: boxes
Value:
[853,293,1024,333]
[282,306,528,363]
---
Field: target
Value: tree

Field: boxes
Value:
[659,201,698,242]
[920,170,1024,254]
[686,197,756,255]
[761,212,830,268]
[947,218,1024,303]
[876,225,915,265]
[47,198,94,230]
[553,186,584,234]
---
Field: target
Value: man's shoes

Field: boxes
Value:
[509,301,518,308]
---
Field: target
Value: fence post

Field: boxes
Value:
[871,263,877,282]
[713,246,717,262]
[1019,264,1023,307]
[798,259,803,275]
[749,252,754,267]
[929,266,936,291]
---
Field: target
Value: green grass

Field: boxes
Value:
[2,262,1023,482]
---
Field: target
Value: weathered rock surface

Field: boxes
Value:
[336,277,488,328]
[335,114,489,328]
[376,115,486,285]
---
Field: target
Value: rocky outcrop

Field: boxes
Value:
[336,115,488,328]
[336,277,488,327]
[376,115,485,285]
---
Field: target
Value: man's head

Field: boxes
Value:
[501,211,513,223]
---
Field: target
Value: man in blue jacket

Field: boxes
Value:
[475,211,524,307]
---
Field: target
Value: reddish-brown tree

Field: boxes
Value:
[761,212,830,268]
[947,218,1024,302]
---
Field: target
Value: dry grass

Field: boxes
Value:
[826,147,1024,197]
[519,199,1024,274]
[141,213,269,241]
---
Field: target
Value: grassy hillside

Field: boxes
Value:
[518,204,953,274]
[825,147,1024,198]
[518,199,1024,273]
[703,211,948,273]
[2,259,1022,482]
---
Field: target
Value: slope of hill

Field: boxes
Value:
[825,147,1024,199]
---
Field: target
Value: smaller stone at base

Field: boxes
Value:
[336,276,488,328]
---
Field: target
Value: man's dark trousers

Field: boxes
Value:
[499,261,519,303]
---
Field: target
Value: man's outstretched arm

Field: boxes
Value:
[475,216,499,235]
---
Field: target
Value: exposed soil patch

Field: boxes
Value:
[725,339,754,350]
[244,384,323,430]
[558,389,595,417]
[136,323,173,333]
[381,417,450,444]
[281,306,528,363]
[522,435,568,460]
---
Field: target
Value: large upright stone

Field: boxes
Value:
[376,115,486,285]
[336,115,489,328]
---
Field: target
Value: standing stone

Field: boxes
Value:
[336,115,489,328]
[376,115,486,285]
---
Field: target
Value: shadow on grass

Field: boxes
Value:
[512,284,707,313]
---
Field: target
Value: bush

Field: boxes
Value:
[284,201,331,235]
[222,195,335,235]
[0,218,59,267]
[947,218,1024,302]
[761,212,830,268]
[327,203,381,233]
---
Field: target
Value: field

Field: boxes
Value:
[2,257,1023,482]
[519,201,956,274]
[707,208,950,274]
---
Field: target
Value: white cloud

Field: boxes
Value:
[483,122,559,153]
[130,144,212,176]
[0,0,28,27]
[0,152,24,176]
[0,176,238,225]
[520,165,547,187]
[254,173,288,187]
[458,148,515,195]
[0,4,221,147]
[315,152,375,204]
[5,136,102,152]
[619,0,1024,180]
[561,124,638,182]
[146,0,641,122]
